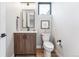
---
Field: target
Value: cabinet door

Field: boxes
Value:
[24,33,36,54]
[24,33,31,54]
[14,33,25,54]
[30,33,36,54]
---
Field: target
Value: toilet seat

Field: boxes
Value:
[41,33,54,56]
[44,41,54,49]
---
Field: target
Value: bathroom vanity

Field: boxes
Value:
[14,31,37,56]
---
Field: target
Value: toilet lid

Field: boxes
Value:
[44,42,54,49]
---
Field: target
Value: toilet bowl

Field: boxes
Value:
[43,41,54,57]
[41,33,54,57]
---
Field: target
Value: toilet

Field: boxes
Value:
[41,33,54,57]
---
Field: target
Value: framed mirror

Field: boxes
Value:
[22,10,35,28]
[41,20,50,29]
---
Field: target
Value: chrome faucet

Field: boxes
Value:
[27,26,30,31]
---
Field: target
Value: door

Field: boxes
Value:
[0,3,6,57]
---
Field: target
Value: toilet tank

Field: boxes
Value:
[42,33,50,41]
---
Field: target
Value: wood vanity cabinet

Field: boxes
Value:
[14,33,36,56]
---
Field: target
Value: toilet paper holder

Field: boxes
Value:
[57,40,62,48]
[0,33,7,38]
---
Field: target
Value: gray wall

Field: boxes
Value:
[35,3,53,48]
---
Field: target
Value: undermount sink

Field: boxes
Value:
[14,31,37,33]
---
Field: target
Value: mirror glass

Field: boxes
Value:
[22,10,35,28]
[22,10,27,28]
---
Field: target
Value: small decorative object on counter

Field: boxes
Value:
[16,16,19,31]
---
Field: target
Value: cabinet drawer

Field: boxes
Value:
[23,33,36,39]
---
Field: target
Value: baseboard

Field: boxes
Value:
[55,49,63,57]
[11,45,41,57]
[36,45,41,48]
[11,54,14,57]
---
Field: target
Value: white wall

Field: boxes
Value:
[6,2,20,57]
[0,2,6,57]
[52,2,79,57]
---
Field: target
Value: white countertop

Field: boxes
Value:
[14,31,37,33]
